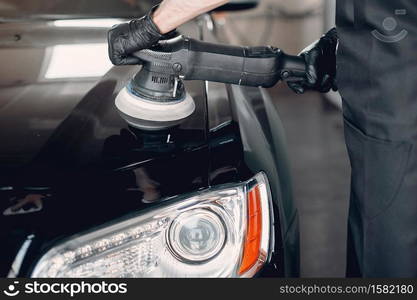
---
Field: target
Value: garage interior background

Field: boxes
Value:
[217,0,350,277]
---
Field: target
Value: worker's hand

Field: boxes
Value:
[288,28,338,94]
[107,8,163,65]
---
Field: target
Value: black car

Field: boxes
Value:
[0,0,299,278]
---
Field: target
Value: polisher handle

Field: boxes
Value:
[184,40,306,87]
[135,36,306,88]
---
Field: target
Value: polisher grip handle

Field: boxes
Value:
[184,39,306,87]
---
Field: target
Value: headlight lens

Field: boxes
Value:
[168,209,226,263]
[31,172,272,278]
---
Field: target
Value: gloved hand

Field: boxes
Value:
[108,8,163,65]
[288,28,338,94]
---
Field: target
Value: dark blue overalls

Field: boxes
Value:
[337,0,417,277]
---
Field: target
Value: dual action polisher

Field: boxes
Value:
[115,35,306,130]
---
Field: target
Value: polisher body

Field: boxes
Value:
[115,35,305,130]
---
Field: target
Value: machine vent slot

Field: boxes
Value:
[152,76,169,84]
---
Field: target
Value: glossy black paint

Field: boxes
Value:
[0,13,299,277]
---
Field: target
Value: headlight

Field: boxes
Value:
[31,173,272,278]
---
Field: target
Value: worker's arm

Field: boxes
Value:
[153,0,228,34]
[108,0,229,65]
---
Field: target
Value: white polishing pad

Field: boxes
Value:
[115,87,195,129]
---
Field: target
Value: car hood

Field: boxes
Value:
[0,20,210,275]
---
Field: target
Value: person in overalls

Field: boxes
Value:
[289,0,417,277]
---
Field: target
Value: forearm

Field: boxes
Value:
[152,0,228,34]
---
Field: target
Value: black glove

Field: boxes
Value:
[107,8,163,65]
[288,28,338,94]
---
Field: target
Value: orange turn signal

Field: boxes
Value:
[238,185,263,275]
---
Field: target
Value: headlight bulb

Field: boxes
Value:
[168,210,226,263]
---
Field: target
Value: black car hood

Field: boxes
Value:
[0,21,209,275]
